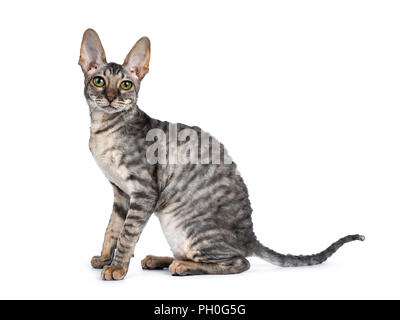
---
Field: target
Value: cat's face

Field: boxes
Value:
[79,29,150,114]
[84,63,139,113]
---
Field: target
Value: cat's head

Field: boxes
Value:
[79,29,150,114]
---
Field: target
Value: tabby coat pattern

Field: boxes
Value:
[79,29,364,280]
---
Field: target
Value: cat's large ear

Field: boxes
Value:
[123,37,151,80]
[78,28,107,74]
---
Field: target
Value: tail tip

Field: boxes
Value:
[358,234,365,241]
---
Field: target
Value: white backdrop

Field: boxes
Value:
[0,0,399,299]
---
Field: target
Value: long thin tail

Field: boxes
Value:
[253,234,365,267]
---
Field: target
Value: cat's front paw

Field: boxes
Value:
[101,265,127,280]
[91,255,112,269]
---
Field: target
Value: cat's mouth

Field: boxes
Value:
[97,104,123,114]
[92,99,129,113]
[100,105,118,112]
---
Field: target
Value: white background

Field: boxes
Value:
[0,0,399,299]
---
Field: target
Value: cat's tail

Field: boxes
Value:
[253,234,365,267]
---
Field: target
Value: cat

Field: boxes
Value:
[79,28,364,280]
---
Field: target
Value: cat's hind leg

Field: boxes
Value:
[141,255,174,270]
[169,257,250,276]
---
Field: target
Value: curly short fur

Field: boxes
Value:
[79,29,364,280]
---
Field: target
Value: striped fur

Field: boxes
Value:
[80,29,364,280]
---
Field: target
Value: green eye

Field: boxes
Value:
[120,81,133,90]
[93,77,105,87]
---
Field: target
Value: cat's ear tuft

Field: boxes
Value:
[79,28,107,74]
[123,37,151,80]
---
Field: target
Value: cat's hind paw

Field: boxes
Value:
[141,255,174,270]
[168,260,204,276]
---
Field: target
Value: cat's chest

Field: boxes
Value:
[89,133,129,192]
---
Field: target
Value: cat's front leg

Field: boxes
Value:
[91,184,129,269]
[101,197,153,280]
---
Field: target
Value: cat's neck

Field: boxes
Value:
[90,105,144,134]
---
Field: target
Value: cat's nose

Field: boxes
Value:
[106,94,116,103]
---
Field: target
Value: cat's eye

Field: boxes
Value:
[93,77,105,87]
[120,81,133,90]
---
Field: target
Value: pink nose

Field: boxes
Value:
[106,95,116,103]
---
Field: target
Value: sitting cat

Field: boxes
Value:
[79,28,364,280]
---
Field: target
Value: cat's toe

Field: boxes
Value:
[141,255,173,270]
[91,255,112,269]
[101,265,127,280]
[141,255,160,269]
[169,260,189,276]
[141,255,153,269]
